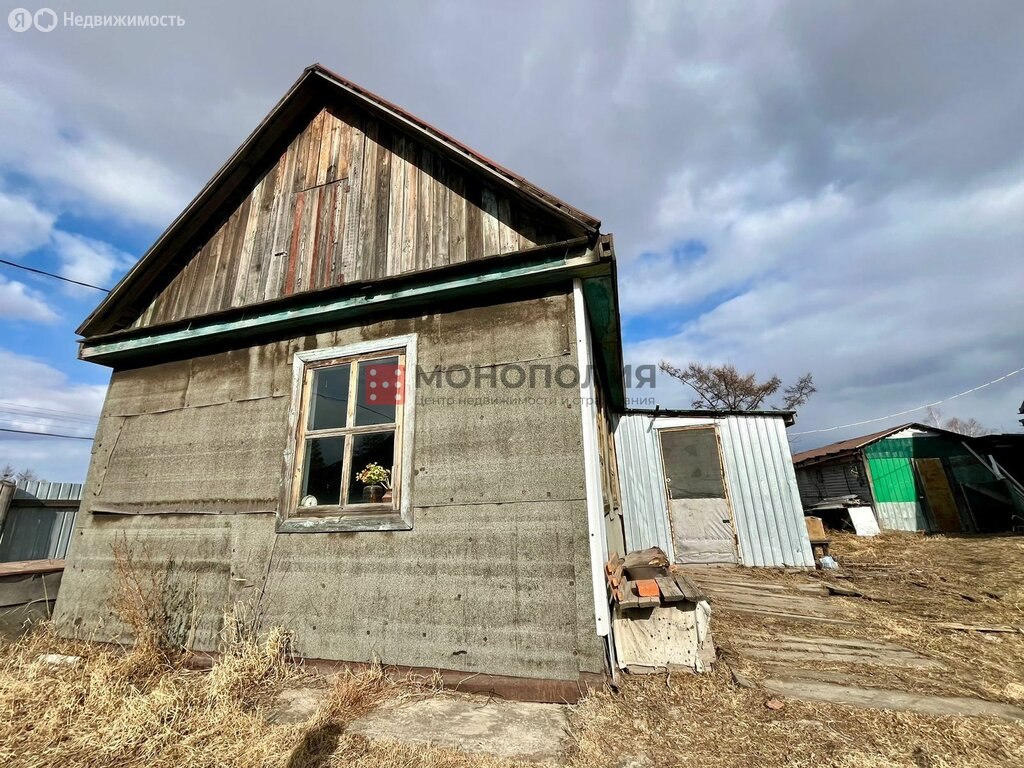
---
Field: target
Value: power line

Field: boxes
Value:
[791,365,1024,437]
[0,427,93,441]
[0,257,111,292]
[0,408,98,425]
[0,400,100,420]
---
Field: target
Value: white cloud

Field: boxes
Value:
[0,276,58,323]
[626,172,1024,439]
[0,83,192,228]
[0,349,106,482]
[0,190,55,257]
[52,231,134,293]
[0,0,1021,458]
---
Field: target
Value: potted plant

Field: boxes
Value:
[355,462,391,504]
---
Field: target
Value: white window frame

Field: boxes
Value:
[277,333,417,533]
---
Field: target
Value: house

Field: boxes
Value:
[614,410,815,567]
[52,64,832,696]
[792,423,1024,533]
[52,64,624,700]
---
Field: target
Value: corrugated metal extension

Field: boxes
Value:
[0,481,82,562]
[612,414,676,561]
[614,413,814,568]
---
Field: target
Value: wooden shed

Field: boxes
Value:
[53,65,626,700]
[793,423,1024,533]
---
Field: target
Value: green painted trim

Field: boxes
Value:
[81,251,608,363]
[581,275,626,409]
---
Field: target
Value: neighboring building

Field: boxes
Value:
[793,424,1024,533]
[53,64,624,698]
[0,480,81,639]
[614,410,815,568]
[0,480,81,562]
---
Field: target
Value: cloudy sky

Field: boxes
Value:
[2,1,1023,480]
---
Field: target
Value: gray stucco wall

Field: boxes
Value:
[54,289,607,681]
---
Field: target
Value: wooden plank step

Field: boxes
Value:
[710,596,841,617]
[736,647,941,668]
[763,678,1024,721]
[735,637,929,657]
[682,572,825,592]
[772,634,918,652]
[735,640,936,666]
[759,666,869,685]
[698,584,828,600]
[717,606,858,625]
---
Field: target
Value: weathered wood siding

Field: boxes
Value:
[131,105,570,329]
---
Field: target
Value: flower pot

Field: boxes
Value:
[362,484,384,503]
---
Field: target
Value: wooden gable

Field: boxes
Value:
[127,103,581,331]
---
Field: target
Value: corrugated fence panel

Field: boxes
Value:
[864,442,928,532]
[0,481,82,562]
[718,416,814,567]
[612,414,674,560]
[613,413,814,568]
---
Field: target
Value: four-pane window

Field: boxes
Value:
[293,351,406,514]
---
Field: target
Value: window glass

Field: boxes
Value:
[308,364,350,431]
[355,356,400,426]
[660,427,726,500]
[347,431,396,505]
[300,436,346,506]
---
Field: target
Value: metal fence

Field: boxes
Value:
[0,480,82,562]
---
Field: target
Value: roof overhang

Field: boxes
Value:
[622,407,797,427]
[79,235,627,409]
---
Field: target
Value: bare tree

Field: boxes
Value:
[923,407,992,437]
[782,372,817,410]
[659,361,815,412]
[0,465,41,483]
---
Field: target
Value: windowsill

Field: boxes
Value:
[276,509,413,533]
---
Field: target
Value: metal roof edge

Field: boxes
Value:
[79,239,610,365]
[620,407,797,427]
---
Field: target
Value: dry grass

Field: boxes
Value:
[0,625,534,768]
[659,532,1024,767]
[1,532,1022,767]
[568,666,1024,768]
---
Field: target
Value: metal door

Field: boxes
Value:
[658,426,738,563]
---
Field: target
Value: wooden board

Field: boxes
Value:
[763,678,1024,721]
[0,571,62,608]
[655,577,686,603]
[672,573,707,602]
[915,458,963,532]
[129,105,573,331]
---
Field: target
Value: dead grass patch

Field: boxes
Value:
[569,663,1024,767]
[2,532,1022,766]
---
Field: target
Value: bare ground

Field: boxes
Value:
[1,532,1022,767]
